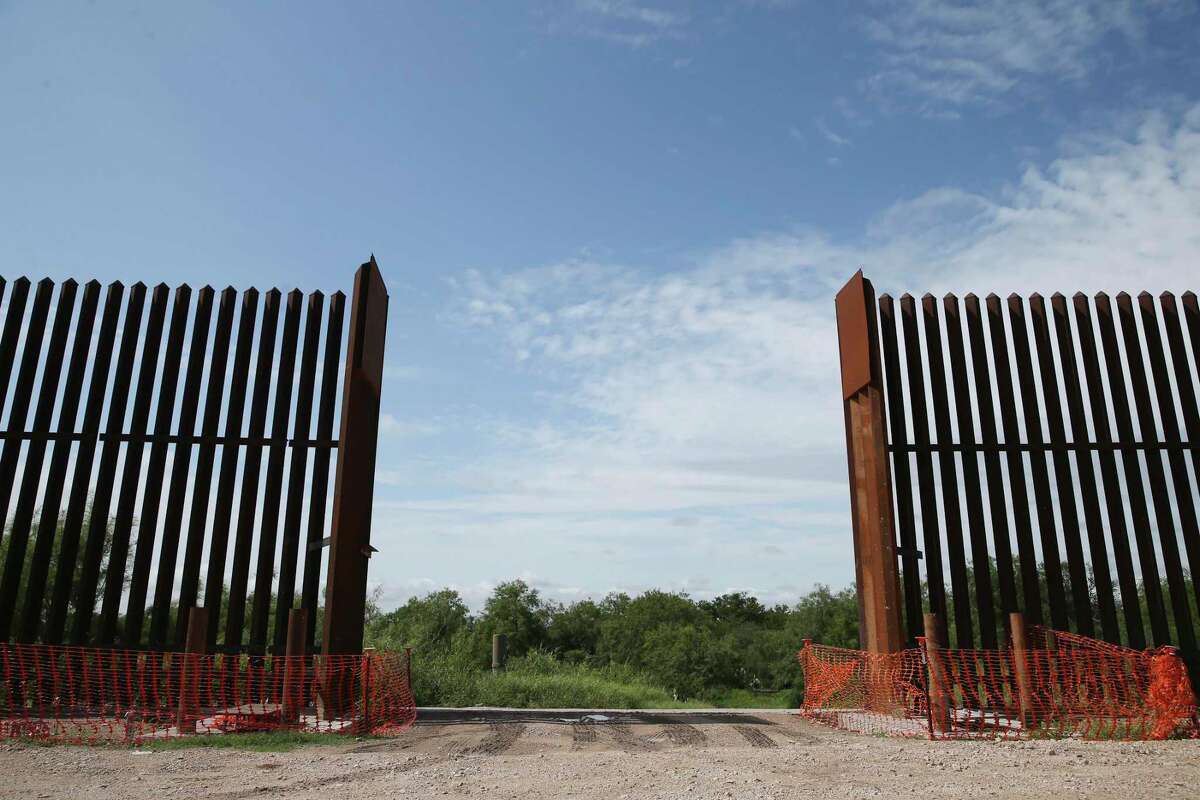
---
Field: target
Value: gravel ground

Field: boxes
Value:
[1,711,1197,799]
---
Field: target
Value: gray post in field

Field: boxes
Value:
[492,634,508,673]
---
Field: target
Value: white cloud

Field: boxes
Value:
[378,413,440,438]
[816,119,852,147]
[557,0,690,48]
[861,0,1194,111]
[370,104,1200,610]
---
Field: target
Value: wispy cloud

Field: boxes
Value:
[816,118,851,147]
[860,0,1194,112]
[558,0,691,48]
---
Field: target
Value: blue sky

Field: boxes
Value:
[3,1,1200,610]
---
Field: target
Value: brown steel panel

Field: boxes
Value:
[836,271,872,399]
[323,258,390,655]
[944,293,997,649]
[878,294,923,644]
[122,284,191,646]
[97,283,169,646]
[1094,293,1170,646]
[71,282,147,644]
[225,289,281,651]
[250,289,302,654]
[45,282,124,644]
[1025,294,1096,637]
[204,288,259,650]
[17,280,99,643]
[1116,292,1196,657]
[174,287,236,646]
[0,279,76,641]
[921,294,974,648]
[1049,293,1120,642]
[900,294,949,647]
[273,292,324,653]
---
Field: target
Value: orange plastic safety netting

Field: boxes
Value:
[0,643,416,744]
[797,632,1199,741]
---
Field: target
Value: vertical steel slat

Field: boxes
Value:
[1115,292,1196,657]
[1008,294,1074,630]
[964,294,1018,632]
[302,290,345,649]
[122,285,192,646]
[1048,293,1119,642]
[224,289,280,651]
[16,281,99,643]
[1025,294,1095,637]
[0,280,76,641]
[250,289,302,654]
[149,286,213,649]
[97,283,170,646]
[71,282,148,644]
[1094,293,1171,647]
[44,282,124,644]
[878,294,924,644]
[899,294,949,646]
[985,295,1047,625]
[921,294,974,648]
[203,288,259,650]
[174,287,237,646]
[944,293,997,649]
[0,278,52,527]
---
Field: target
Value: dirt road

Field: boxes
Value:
[1,709,1196,799]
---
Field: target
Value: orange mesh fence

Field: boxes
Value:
[0,643,416,745]
[798,631,1198,741]
[796,639,929,736]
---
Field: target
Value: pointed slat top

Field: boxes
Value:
[59,277,79,290]
[36,276,55,290]
[1159,290,1176,301]
[131,280,147,290]
[12,276,32,288]
[265,287,282,300]
[221,285,238,296]
[1116,291,1132,301]
[308,289,325,301]
[1024,292,1040,303]
[331,290,346,301]
[943,291,958,302]
[287,288,303,302]
[83,279,101,290]
[1138,290,1154,301]
[1073,291,1088,301]
[1095,290,1111,302]
[1182,290,1196,302]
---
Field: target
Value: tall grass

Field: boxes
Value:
[411,649,709,709]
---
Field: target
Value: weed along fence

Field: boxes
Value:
[0,257,414,743]
[824,269,1200,740]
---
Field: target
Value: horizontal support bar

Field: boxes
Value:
[888,440,1190,453]
[0,430,339,448]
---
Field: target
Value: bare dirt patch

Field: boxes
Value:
[1,711,1197,799]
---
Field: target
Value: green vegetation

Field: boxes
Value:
[365,580,861,708]
[135,731,336,752]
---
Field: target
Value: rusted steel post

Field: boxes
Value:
[283,608,308,724]
[323,257,389,658]
[835,271,903,654]
[492,634,508,673]
[923,612,950,735]
[1009,612,1036,733]
[176,607,208,734]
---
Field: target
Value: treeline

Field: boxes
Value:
[364,580,859,703]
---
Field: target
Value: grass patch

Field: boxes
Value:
[135,732,339,752]
[701,688,796,709]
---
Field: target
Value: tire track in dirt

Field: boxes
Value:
[765,723,819,745]
[654,723,707,746]
[733,725,777,748]
[570,723,598,749]
[605,723,659,752]
[458,723,526,756]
